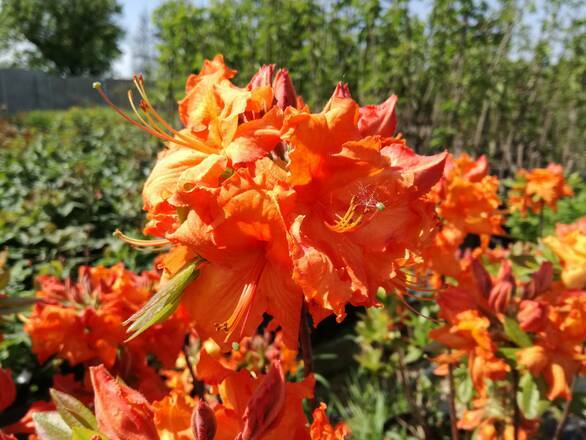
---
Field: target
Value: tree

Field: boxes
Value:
[0,0,123,76]
[132,8,156,78]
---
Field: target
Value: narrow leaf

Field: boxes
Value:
[503,316,533,348]
[124,261,199,340]
[50,389,98,430]
[498,347,520,362]
[71,427,107,440]
[33,411,72,440]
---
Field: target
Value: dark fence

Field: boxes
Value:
[0,69,131,114]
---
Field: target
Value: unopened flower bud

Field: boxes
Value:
[89,365,158,440]
[191,399,216,440]
[332,81,351,98]
[488,260,515,313]
[272,69,298,109]
[488,280,514,314]
[471,259,492,298]
[517,300,547,333]
[238,360,286,440]
[523,262,553,299]
[247,64,275,90]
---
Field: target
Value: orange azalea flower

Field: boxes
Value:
[430,310,509,396]
[458,397,537,440]
[153,390,196,440]
[169,158,303,350]
[197,330,301,386]
[102,56,445,351]
[310,403,349,440]
[516,290,586,400]
[25,264,187,406]
[215,362,315,440]
[421,153,503,280]
[508,163,573,215]
[282,94,446,321]
[0,368,16,412]
[543,217,586,289]
[433,153,504,237]
[90,364,159,440]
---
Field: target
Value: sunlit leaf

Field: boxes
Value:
[124,261,199,340]
[50,389,98,431]
[503,316,532,348]
[33,411,72,440]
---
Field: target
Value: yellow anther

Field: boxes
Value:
[326,197,366,233]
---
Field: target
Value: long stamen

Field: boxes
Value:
[215,259,265,342]
[396,294,441,323]
[132,75,215,151]
[93,81,215,153]
[114,229,170,248]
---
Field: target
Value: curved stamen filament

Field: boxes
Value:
[132,75,212,149]
[114,229,170,248]
[215,258,265,342]
[93,80,215,154]
[326,196,365,233]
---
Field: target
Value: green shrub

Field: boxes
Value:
[0,107,161,291]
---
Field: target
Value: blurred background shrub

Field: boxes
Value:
[0,107,159,291]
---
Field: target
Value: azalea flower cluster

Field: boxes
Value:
[23,264,188,401]
[1,265,346,439]
[1,54,584,440]
[507,164,573,216]
[430,230,586,438]
[97,55,446,352]
[543,217,586,289]
[10,362,346,440]
[421,153,504,283]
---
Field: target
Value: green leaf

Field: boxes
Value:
[503,317,533,348]
[517,373,550,419]
[71,427,107,440]
[33,411,72,440]
[498,347,520,362]
[124,261,199,340]
[50,389,98,430]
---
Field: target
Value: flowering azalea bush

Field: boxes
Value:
[1,55,585,439]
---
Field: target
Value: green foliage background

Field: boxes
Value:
[0,108,159,291]
[150,0,585,173]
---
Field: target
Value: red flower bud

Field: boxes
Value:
[524,262,553,299]
[488,261,515,314]
[488,280,513,314]
[358,94,398,138]
[238,361,286,440]
[517,300,547,333]
[471,259,492,298]
[89,365,159,440]
[272,69,298,109]
[191,399,216,440]
[0,368,16,412]
[247,64,275,90]
[332,82,351,98]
